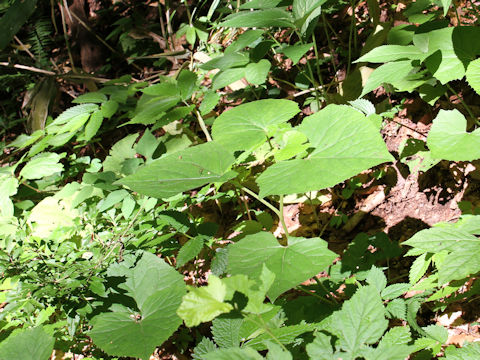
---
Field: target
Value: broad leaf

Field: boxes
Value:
[219,9,294,28]
[257,105,393,196]
[211,317,243,348]
[246,323,316,350]
[245,59,271,85]
[403,226,479,253]
[239,0,283,9]
[90,252,186,360]
[212,99,299,151]
[438,242,480,284]
[280,43,313,65]
[228,232,336,300]
[306,332,335,360]
[427,109,480,161]
[20,152,64,180]
[0,326,54,360]
[201,53,250,71]
[466,58,480,95]
[445,341,480,359]
[331,285,388,357]
[117,142,235,199]
[0,0,37,51]
[176,236,204,268]
[361,60,414,96]
[212,68,246,90]
[177,276,233,327]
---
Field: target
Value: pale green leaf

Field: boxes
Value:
[0,326,54,360]
[331,285,388,357]
[49,104,98,126]
[101,99,119,118]
[128,95,180,125]
[366,266,387,292]
[439,242,480,284]
[445,341,480,359]
[192,337,217,360]
[225,30,264,54]
[200,91,220,115]
[427,109,480,161]
[20,152,63,180]
[84,110,104,141]
[239,0,282,9]
[97,189,129,212]
[219,9,294,28]
[441,0,452,15]
[228,232,336,301]
[266,343,293,360]
[90,252,186,360]
[306,332,335,360]
[466,57,480,96]
[257,105,393,196]
[246,323,316,350]
[381,283,410,300]
[212,99,299,151]
[403,226,479,253]
[177,276,233,327]
[116,142,235,199]
[204,348,263,360]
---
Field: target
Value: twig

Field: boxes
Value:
[60,0,76,72]
[0,62,55,75]
[195,110,212,142]
[13,36,36,61]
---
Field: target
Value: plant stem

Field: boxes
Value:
[279,195,289,238]
[297,285,335,305]
[241,186,280,217]
[446,83,478,125]
[195,110,212,142]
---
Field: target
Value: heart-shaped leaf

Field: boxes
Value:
[257,105,394,196]
[116,141,235,199]
[427,109,480,161]
[0,326,54,360]
[90,252,186,360]
[227,232,336,301]
[212,99,300,151]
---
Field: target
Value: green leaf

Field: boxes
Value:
[266,343,293,360]
[0,171,18,217]
[116,142,235,199]
[72,92,107,104]
[445,341,480,359]
[84,110,104,141]
[219,9,294,28]
[211,317,243,348]
[466,57,480,96]
[192,337,217,359]
[90,252,186,360]
[381,283,410,300]
[306,332,335,360]
[356,45,423,63]
[245,59,271,85]
[441,0,452,15]
[101,99,119,118]
[212,99,299,151]
[177,70,198,100]
[361,60,414,96]
[0,0,37,51]
[204,348,263,360]
[176,236,204,268]
[201,53,250,71]
[177,276,233,327]
[228,232,336,301]
[128,95,180,125]
[49,104,98,127]
[239,0,282,9]
[280,43,312,65]
[200,91,220,115]
[20,152,64,180]
[212,68,245,90]
[331,285,388,357]
[246,323,316,350]
[369,326,413,360]
[257,105,394,196]
[292,0,325,34]
[438,242,480,284]
[427,109,480,161]
[403,226,479,253]
[0,326,54,360]
[366,266,387,292]
[225,30,264,54]
[97,189,129,212]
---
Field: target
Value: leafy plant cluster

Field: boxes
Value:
[1,0,480,359]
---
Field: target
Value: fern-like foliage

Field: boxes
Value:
[28,18,52,65]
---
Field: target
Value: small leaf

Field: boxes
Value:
[84,110,104,141]
[72,92,107,104]
[0,326,54,360]
[211,317,243,348]
[280,43,312,65]
[381,283,410,300]
[177,70,198,100]
[201,53,250,71]
[177,276,233,327]
[176,236,204,268]
[212,68,245,90]
[366,266,387,292]
[20,152,64,180]
[199,90,220,115]
[101,99,119,118]
[228,232,336,301]
[356,45,423,63]
[361,60,414,96]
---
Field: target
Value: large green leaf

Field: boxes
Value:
[219,9,294,28]
[0,326,54,360]
[90,252,186,360]
[445,341,480,359]
[228,232,336,301]
[257,105,393,196]
[116,142,235,199]
[201,53,250,71]
[438,242,480,284]
[466,58,480,96]
[403,226,479,253]
[212,99,299,151]
[331,285,388,357]
[427,109,480,161]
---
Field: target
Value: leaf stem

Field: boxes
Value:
[446,83,478,125]
[279,195,289,238]
[241,186,280,217]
